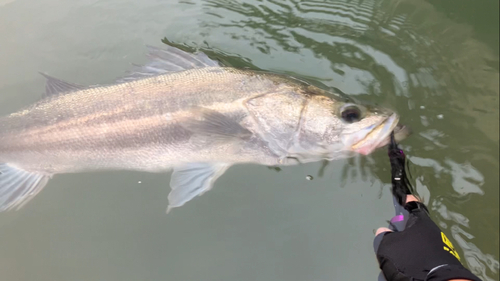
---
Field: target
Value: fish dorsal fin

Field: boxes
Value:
[39,73,87,98]
[167,162,231,213]
[118,45,222,82]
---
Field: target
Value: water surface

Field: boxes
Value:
[0,0,498,280]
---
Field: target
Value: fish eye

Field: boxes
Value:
[340,104,363,123]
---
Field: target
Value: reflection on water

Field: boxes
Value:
[0,0,498,280]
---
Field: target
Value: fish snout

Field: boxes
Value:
[347,114,406,155]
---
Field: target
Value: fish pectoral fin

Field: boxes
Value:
[183,108,252,141]
[118,44,222,82]
[167,162,231,213]
[0,164,51,212]
[39,73,88,98]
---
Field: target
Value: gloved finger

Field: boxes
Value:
[376,227,393,236]
[373,227,393,253]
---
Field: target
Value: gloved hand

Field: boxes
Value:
[373,132,481,281]
[373,199,482,281]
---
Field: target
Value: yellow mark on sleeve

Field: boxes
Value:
[441,232,461,261]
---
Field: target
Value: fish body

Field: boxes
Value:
[1,68,348,172]
[0,45,408,212]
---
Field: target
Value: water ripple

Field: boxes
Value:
[164,1,498,279]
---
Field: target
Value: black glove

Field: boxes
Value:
[373,132,482,281]
[373,201,482,281]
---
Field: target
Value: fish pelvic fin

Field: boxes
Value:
[0,164,51,212]
[118,44,222,82]
[166,162,231,213]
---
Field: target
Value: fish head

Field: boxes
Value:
[333,102,410,156]
[286,95,410,163]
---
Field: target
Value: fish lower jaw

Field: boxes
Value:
[350,114,399,155]
[351,134,389,155]
[354,144,384,155]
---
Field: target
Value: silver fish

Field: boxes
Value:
[0,45,409,212]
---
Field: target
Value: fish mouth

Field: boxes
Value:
[350,114,409,155]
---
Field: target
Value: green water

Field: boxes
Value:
[0,0,498,280]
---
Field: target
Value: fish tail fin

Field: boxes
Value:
[0,163,51,212]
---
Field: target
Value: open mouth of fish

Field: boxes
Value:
[350,114,410,155]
